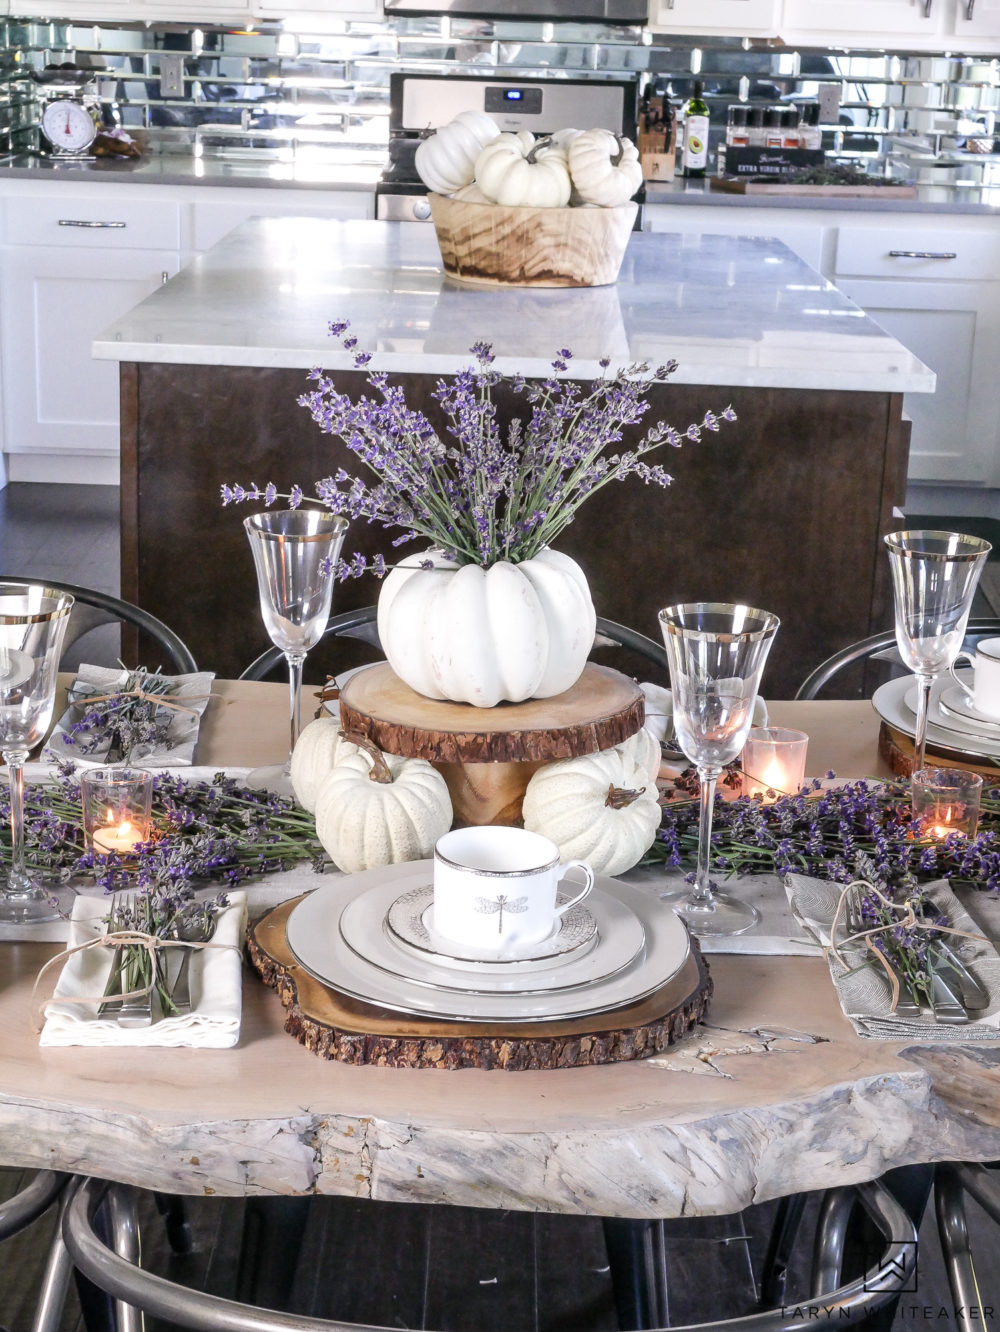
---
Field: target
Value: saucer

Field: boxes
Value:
[285,862,686,1022]
[387,883,597,965]
[938,684,1000,730]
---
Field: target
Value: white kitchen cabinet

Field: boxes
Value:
[191,191,372,254]
[644,201,829,271]
[780,0,1000,50]
[1,245,181,470]
[647,0,779,34]
[9,0,251,18]
[833,220,1000,487]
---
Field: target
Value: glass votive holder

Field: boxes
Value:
[81,768,153,856]
[742,727,809,801]
[911,767,983,840]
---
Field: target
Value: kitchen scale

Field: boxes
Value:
[33,69,100,161]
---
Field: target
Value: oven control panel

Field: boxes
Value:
[484,86,543,117]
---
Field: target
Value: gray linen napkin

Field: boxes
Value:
[785,873,1000,1041]
[46,664,215,768]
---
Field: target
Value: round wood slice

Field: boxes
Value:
[878,720,1000,779]
[247,896,712,1071]
[338,662,645,765]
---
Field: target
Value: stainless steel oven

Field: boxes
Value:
[376,72,640,223]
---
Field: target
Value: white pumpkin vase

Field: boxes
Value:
[376,547,597,709]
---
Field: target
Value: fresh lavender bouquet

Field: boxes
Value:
[221,323,736,579]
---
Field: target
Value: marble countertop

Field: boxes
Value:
[92,216,935,393]
[645,176,1000,215]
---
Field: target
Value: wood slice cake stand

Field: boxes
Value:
[248,896,712,1071]
[338,662,645,827]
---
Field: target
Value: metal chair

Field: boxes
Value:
[238,607,667,683]
[934,1162,1000,1316]
[62,1175,917,1331]
[0,579,198,675]
[0,1171,73,1332]
[794,618,1000,701]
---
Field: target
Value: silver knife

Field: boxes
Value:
[931,941,989,1011]
[928,959,969,1025]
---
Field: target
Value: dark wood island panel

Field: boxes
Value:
[120,361,908,698]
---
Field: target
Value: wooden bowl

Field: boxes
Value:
[428,193,637,289]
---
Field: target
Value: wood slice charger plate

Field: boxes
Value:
[248,896,712,1071]
[338,662,645,828]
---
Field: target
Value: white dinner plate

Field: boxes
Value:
[386,883,598,966]
[285,862,689,1022]
[873,675,1000,760]
[335,879,645,995]
[901,673,1000,744]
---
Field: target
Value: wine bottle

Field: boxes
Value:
[681,80,710,178]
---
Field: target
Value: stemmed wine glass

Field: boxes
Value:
[884,530,991,773]
[244,510,349,794]
[0,583,73,923]
[658,602,780,936]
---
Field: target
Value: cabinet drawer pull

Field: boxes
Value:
[57,219,126,229]
[923,0,932,14]
[887,249,957,259]
[966,0,975,16]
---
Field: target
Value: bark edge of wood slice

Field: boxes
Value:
[248,896,711,1071]
[428,194,637,288]
[339,661,645,764]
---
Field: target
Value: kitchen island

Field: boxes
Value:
[93,217,934,695]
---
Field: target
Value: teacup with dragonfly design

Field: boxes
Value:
[432,826,594,955]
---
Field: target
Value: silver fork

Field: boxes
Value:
[845,885,922,1019]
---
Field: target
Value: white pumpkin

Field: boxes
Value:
[289,716,360,813]
[522,747,661,877]
[314,741,453,874]
[415,111,501,196]
[376,547,596,708]
[451,182,492,204]
[616,726,662,786]
[568,130,643,207]
[475,133,572,208]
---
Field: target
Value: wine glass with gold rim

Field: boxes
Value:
[244,510,349,796]
[658,601,779,937]
[884,530,991,773]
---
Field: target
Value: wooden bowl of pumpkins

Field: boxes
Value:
[416,112,642,289]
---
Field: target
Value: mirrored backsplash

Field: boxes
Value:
[2,14,999,184]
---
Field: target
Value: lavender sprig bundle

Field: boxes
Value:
[221,325,737,579]
[63,666,179,764]
[647,777,1000,893]
[0,768,326,891]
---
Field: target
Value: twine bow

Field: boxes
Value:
[828,877,990,1012]
[29,928,239,1032]
[74,687,209,721]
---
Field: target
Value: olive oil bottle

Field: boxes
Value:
[681,80,710,178]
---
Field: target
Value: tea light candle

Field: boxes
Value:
[92,815,144,856]
[912,768,983,840]
[742,728,809,802]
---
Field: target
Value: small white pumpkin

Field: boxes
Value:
[522,747,661,877]
[451,181,492,204]
[475,133,572,208]
[314,738,453,874]
[289,716,360,813]
[616,726,662,786]
[415,111,501,196]
[376,547,596,708]
[568,130,643,207]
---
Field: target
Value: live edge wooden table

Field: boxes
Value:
[1,683,999,1221]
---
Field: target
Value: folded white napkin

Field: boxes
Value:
[45,664,215,768]
[786,873,1000,1041]
[640,681,769,749]
[39,891,247,1048]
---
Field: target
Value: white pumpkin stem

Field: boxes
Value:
[314,677,340,719]
[605,782,646,809]
[610,132,625,168]
[527,136,555,164]
[339,729,394,784]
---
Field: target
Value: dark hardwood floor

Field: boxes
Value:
[0,483,998,1330]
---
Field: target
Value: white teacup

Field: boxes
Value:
[432,826,594,954]
[950,636,1000,719]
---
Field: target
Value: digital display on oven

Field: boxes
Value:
[484,86,543,115]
